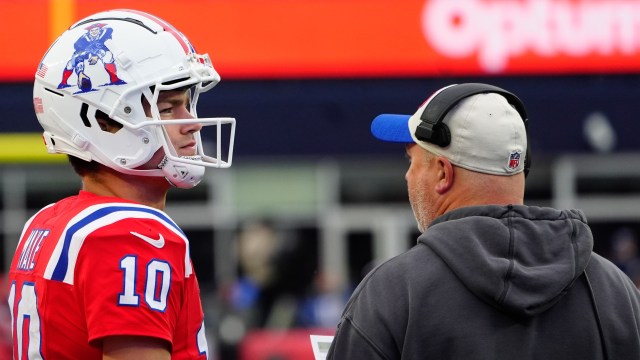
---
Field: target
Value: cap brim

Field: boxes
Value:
[371,114,414,143]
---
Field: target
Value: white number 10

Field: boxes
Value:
[8,281,44,360]
[118,255,171,312]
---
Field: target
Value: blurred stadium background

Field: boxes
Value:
[3,0,640,359]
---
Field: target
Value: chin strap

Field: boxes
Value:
[158,155,205,189]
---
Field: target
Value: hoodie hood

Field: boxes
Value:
[420,205,593,317]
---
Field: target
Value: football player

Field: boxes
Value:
[8,9,235,359]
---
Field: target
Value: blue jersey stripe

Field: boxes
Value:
[51,205,183,282]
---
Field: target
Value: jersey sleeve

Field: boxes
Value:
[74,216,190,346]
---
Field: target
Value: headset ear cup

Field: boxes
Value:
[431,123,451,147]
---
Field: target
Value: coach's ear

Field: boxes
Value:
[434,156,454,194]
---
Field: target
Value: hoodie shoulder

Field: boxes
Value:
[421,205,594,316]
[583,253,640,359]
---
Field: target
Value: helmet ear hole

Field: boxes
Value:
[95,109,123,133]
[80,103,92,128]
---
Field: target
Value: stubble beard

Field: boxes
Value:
[409,185,435,233]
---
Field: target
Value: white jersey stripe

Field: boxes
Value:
[43,203,191,284]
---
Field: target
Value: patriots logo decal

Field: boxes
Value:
[57,23,127,93]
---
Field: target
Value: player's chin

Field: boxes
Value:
[178,148,198,157]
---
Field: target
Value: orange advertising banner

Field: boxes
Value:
[2,0,640,81]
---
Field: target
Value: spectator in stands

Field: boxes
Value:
[609,227,640,289]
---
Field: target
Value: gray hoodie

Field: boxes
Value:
[328,205,640,360]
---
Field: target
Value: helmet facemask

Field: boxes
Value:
[129,70,235,188]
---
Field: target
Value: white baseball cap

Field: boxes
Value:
[371,84,529,176]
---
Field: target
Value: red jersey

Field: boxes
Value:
[7,191,209,359]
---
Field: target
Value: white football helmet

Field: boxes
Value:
[33,9,235,188]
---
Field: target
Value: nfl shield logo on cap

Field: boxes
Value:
[508,151,521,171]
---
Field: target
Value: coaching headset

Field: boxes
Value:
[413,83,532,178]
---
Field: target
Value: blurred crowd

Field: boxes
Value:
[0,274,11,360]
[211,219,350,359]
[608,227,640,288]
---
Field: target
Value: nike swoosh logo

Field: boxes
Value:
[130,231,165,249]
